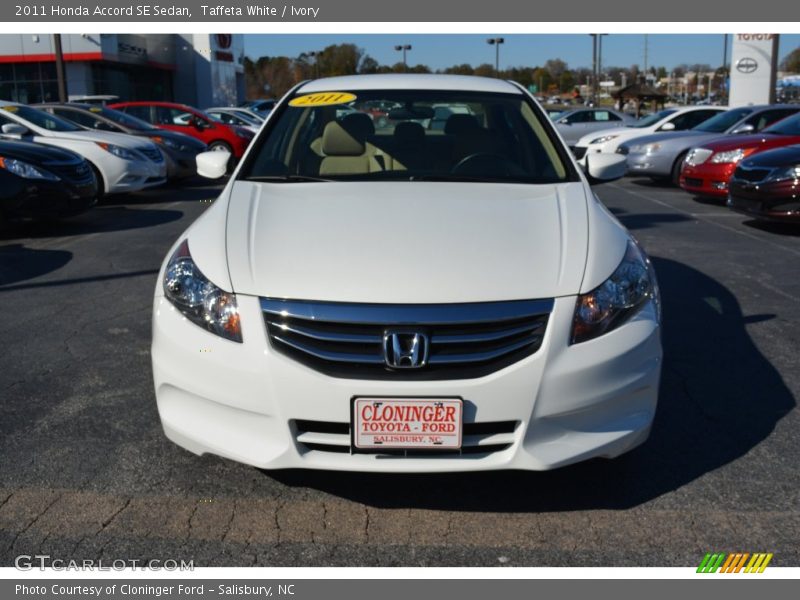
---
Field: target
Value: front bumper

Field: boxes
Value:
[727,180,800,222]
[625,151,672,177]
[104,157,167,194]
[1,177,97,218]
[679,163,736,198]
[152,292,662,472]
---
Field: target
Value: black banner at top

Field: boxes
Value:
[0,0,795,22]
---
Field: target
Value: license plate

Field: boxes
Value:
[352,397,463,450]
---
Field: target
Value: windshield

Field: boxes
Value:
[2,105,82,132]
[97,107,158,132]
[693,107,753,133]
[762,112,800,135]
[240,89,570,184]
[630,109,678,128]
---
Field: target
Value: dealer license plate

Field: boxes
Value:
[352,397,463,450]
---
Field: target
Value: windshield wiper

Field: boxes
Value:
[245,175,335,183]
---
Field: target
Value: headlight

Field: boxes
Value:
[0,156,59,181]
[571,239,660,344]
[589,134,619,145]
[710,148,752,164]
[629,143,661,155]
[163,240,243,343]
[765,165,800,182]
[684,148,713,166]
[96,142,137,161]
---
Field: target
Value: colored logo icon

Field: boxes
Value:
[697,552,773,573]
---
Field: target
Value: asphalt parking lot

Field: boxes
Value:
[1,176,798,567]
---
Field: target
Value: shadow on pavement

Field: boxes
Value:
[101,178,225,206]
[742,219,800,237]
[0,206,184,241]
[614,212,693,230]
[628,177,673,188]
[0,244,72,287]
[267,257,795,511]
[607,202,693,231]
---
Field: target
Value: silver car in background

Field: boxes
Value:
[553,107,635,147]
[620,105,800,184]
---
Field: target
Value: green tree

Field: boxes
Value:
[443,64,474,75]
[473,63,496,78]
[545,58,568,80]
[359,56,380,74]
[531,67,552,94]
[316,43,364,77]
[780,47,800,72]
[559,71,575,92]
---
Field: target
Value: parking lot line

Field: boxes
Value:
[607,182,800,259]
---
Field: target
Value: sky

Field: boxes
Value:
[245,34,800,72]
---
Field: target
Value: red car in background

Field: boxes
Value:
[680,111,800,199]
[109,101,254,159]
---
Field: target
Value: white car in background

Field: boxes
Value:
[573,105,726,163]
[152,74,662,473]
[0,101,166,195]
[206,107,263,135]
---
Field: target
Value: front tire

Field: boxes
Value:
[671,151,688,186]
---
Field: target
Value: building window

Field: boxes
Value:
[0,62,59,103]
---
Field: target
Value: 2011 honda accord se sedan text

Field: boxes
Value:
[151,74,662,472]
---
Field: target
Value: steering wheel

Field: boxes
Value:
[451,153,520,176]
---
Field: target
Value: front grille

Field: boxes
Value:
[683,177,703,188]
[262,298,553,380]
[294,419,519,456]
[139,146,164,163]
[733,166,772,183]
[572,146,587,159]
[45,160,94,184]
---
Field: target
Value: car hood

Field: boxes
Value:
[144,129,207,151]
[578,125,656,146]
[224,181,591,303]
[0,139,83,164]
[739,144,800,168]
[36,128,155,150]
[696,132,799,152]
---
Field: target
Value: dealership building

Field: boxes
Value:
[0,33,245,107]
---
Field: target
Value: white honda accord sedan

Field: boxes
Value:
[152,74,662,472]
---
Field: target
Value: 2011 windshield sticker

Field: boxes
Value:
[289,92,357,107]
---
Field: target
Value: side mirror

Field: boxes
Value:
[1,123,29,137]
[558,119,570,125]
[731,123,755,134]
[658,122,676,131]
[192,117,207,131]
[196,150,230,179]
[583,153,627,185]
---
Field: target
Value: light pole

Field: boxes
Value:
[308,50,322,78]
[589,34,607,103]
[486,37,504,77]
[394,44,412,70]
[53,34,68,102]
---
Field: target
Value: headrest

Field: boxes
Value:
[393,121,425,145]
[444,114,480,135]
[322,112,375,156]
